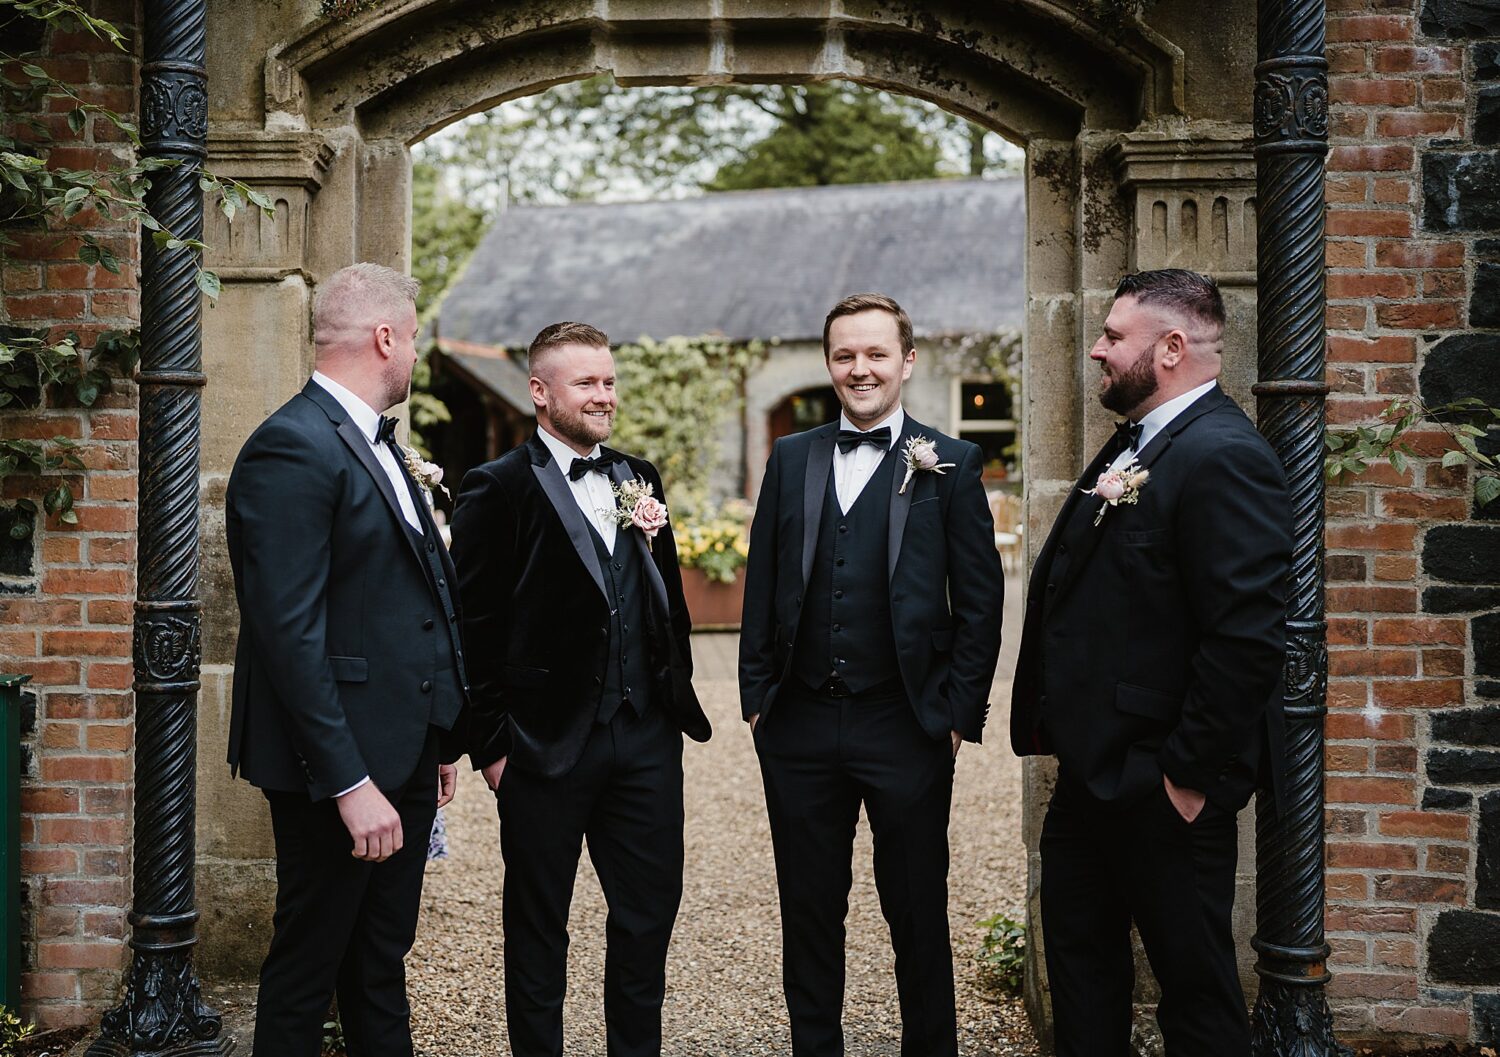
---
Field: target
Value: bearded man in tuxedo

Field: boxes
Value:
[1010,269,1292,1056]
[226,263,468,1057]
[740,293,1005,1057]
[450,322,711,1057]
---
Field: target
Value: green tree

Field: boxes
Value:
[410,159,489,319]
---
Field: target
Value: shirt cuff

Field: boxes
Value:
[334,776,371,798]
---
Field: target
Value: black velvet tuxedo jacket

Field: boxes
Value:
[1010,385,1293,812]
[450,432,711,778]
[225,381,468,803]
[739,417,1005,742]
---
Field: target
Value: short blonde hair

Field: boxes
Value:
[312,263,420,346]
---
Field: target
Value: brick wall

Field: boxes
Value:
[0,1,140,1029]
[1324,0,1500,1046]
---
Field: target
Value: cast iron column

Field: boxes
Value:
[1249,0,1340,1055]
[86,0,229,1051]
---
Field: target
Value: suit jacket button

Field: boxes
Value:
[423,618,434,630]
[421,680,432,693]
[427,541,436,552]
[1058,543,1068,555]
[594,676,603,686]
[438,578,446,588]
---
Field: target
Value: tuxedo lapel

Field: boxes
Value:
[528,436,609,602]
[332,417,427,569]
[607,456,671,617]
[801,427,836,587]
[886,418,919,582]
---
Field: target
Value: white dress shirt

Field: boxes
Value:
[1107,381,1218,472]
[833,407,905,513]
[537,426,618,554]
[311,372,423,532]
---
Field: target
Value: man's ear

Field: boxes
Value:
[528,375,547,411]
[1160,329,1187,368]
[374,322,395,360]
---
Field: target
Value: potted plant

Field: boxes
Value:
[674,501,751,629]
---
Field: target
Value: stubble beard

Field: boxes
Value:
[840,380,898,429]
[550,403,613,449]
[1099,345,1159,417]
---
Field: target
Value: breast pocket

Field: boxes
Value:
[328,656,368,683]
[1119,528,1168,546]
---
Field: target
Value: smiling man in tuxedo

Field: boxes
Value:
[740,293,1004,1057]
[450,322,711,1057]
[226,263,468,1057]
[1010,269,1292,1056]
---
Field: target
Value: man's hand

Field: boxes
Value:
[336,783,403,862]
[482,755,508,792]
[436,763,458,808]
[950,730,963,758]
[1163,772,1206,824]
[749,713,760,732]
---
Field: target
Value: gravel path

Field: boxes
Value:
[408,578,1035,1055]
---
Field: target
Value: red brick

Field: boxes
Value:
[1327,618,1369,647]
[1423,649,1465,677]
[1375,301,1461,328]
[1371,1006,1470,1038]
[1327,586,1418,613]
[1325,523,1417,550]
[0,629,38,656]
[85,724,132,751]
[84,599,133,625]
[1375,240,1463,268]
[1373,874,1466,903]
[1327,304,1369,329]
[1327,710,1412,740]
[86,662,134,690]
[1372,45,1461,74]
[1377,112,1461,138]
[6,293,87,320]
[21,973,80,1001]
[12,659,81,685]
[0,414,85,441]
[41,629,131,657]
[1328,809,1369,837]
[1327,240,1368,268]
[1328,209,1414,238]
[1379,811,1469,839]
[86,413,137,441]
[1328,649,1417,677]
[40,568,131,596]
[1328,971,1419,1000]
[1327,743,1369,772]
[84,787,129,815]
[1428,844,1470,875]
[1372,555,1416,580]
[36,817,128,846]
[39,755,130,783]
[83,848,127,876]
[1372,679,1464,708]
[1372,618,1466,646]
[1327,872,1370,900]
[1330,680,1371,710]
[36,942,125,970]
[1327,776,1416,806]
[1374,743,1418,772]
[45,694,130,720]
[1327,842,1417,869]
[87,537,135,565]
[66,504,134,533]
[1425,463,1468,490]
[1332,111,1371,138]
[22,849,80,875]
[83,911,125,940]
[1328,397,1399,425]
[1329,935,1369,967]
[1372,177,1413,204]
[1374,366,1417,394]
[21,787,80,814]
[41,536,81,564]
[1327,272,1417,299]
[41,722,80,749]
[1328,363,1367,394]
[1423,270,1466,298]
[41,878,126,906]
[1377,492,1469,520]
[1327,44,1369,73]
[1327,16,1414,43]
[1328,490,1372,518]
[87,474,137,502]
[1326,906,1415,933]
[1326,174,1369,203]
[1422,79,1465,105]
[1371,938,1419,968]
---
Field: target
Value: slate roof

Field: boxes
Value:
[433,339,535,417]
[436,177,1025,348]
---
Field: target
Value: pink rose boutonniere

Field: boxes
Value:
[899,435,956,495]
[399,444,450,502]
[1084,458,1150,526]
[603,476,669,549]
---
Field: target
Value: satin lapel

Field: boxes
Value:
[886,419,919,582]
[801,429,835,587]
[1037,437,1124,608]
[608,458,671,616]
[335,419,425,567]
[531,454,608,602]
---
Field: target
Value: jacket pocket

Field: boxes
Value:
[1120,528,1168,546]
[502,665,549,689]
[328,655,368,683]
[1114,681,1178,720]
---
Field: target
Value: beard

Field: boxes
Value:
[1099,345,1159,415]
[382,356,413,411]
[549,401,614,448]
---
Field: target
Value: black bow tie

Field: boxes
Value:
[375,415,399,445]
[1115,421,1143,452]
[568,451,620,481]
[837,427,891,454]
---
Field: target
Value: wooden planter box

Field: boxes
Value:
[679,566,745,629]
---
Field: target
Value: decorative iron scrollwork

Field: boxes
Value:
[134,617,202,683]
[87,952,226,1056]
[1283,630,1327,704]
[1254,71,1329,141]
[141,76,209,143]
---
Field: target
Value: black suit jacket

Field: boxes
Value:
[739,417,1005,741]
[450,432,711,778]
[225,381,468,802]
[1009,385,1292,811]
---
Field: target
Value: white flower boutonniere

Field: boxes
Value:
[1084,459,1150,526]
[899,435,956,495]
[399,445,450,502]
[601,476,669,549]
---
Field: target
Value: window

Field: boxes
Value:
[955,380,1018,479]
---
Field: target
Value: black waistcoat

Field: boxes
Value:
[791,449,900,693]
[589,525,653,724]
[397,469,466,732]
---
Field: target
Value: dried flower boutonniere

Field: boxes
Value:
[601,476,669,549]
[899,435,956,495]
[1084,459,1150,526]
[400,445,449,503]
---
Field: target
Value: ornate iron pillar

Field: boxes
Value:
[87,0,229,1051]
[1250,0,1340,1054]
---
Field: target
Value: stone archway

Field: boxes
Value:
[180,0,1307,1046]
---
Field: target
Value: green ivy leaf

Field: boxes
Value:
[1442,449,1469,469]
[1476,476,1500,508]
[195,269,222,301]
[67,108,86,134]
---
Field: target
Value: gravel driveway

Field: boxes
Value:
[408,577,1036,1056]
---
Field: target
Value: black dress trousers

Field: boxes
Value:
[755,679,957,1057]
[497,703,685,1057]
[253,728,441,1057]
[1040,773,1248,1057]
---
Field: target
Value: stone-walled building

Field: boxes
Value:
[429,177,1026,503]
[1,0,1499,1050]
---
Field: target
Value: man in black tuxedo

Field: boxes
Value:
[226,263,468,1057]
[1010,269,1292,1056]
[740,293,1004,1057]
[450,322,711,1057]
